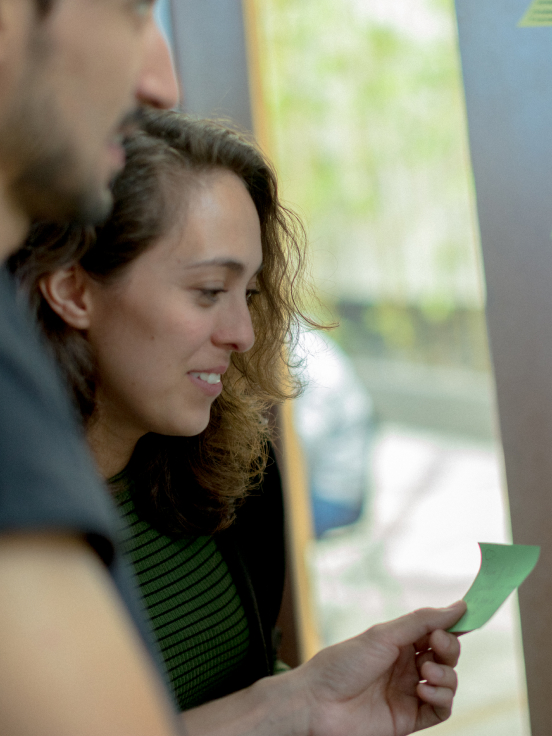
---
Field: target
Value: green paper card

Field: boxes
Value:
[519,0,552,26]
[448,543,540,633]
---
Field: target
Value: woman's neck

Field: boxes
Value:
[87,418,142,481]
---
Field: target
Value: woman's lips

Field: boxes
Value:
[188,371,224,397]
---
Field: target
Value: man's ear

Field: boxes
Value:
[39,266,93,330]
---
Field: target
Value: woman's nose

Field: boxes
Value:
[213,300,256,353]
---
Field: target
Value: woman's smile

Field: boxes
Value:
[187,367,226,397]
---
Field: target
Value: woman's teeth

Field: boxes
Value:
[191,372,221,385]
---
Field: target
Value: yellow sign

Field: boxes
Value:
[519,0,552,26]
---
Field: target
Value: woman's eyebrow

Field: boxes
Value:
[185,258,264,275]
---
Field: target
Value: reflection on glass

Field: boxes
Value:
[254,0,530,734]
[292,330,374,538]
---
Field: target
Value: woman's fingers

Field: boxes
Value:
[409,616,462,728]
[415,629,461,678]
[420,660,458,694]
[416,649,435,670]
[427,628,461,667]
[416,681,455,723]
[416,661,459,724]
[370,601,466,655]
[413,606,464,655]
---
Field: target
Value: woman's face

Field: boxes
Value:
[84,169,262,444]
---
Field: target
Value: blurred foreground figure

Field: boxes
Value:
[0,2,465,735]
[0,2,185,734]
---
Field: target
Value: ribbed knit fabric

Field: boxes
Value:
[114,478,250,710]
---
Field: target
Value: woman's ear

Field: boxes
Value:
[39,266,93,330]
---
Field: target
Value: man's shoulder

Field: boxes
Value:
[0,268,69,411]
[0,269,117,558]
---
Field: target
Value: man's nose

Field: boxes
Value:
[136,18,180,110]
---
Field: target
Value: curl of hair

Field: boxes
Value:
[8,110,318,535]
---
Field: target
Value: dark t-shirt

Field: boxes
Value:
[0,267,167,682]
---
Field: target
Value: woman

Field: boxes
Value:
[9,109,312,710]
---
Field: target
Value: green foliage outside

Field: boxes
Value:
[256,0,490,371]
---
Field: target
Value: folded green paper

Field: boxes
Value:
[448,542,540,634]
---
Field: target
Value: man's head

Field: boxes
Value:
[0,0,179,231]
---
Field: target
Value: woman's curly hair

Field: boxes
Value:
[8,109,316,535]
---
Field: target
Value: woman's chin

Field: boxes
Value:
[161,414,212,438]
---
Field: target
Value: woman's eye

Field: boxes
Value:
[199,289,225,303]
[246,289,261,303]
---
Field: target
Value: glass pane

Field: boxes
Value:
[254,1,530,733]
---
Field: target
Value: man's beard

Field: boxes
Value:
[3,101,148,226]
[0,85,114,226]
[0,44,138,227]
[9,150,113,226]
[0,20,117,226]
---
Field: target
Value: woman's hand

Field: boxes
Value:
[301,601,466,736]
[184,601,466,736]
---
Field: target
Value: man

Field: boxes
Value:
[0,2,185,734]
[0,2,465,735]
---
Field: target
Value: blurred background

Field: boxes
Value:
[158,1,530,733]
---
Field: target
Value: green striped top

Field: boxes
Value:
[114,476,250,710]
